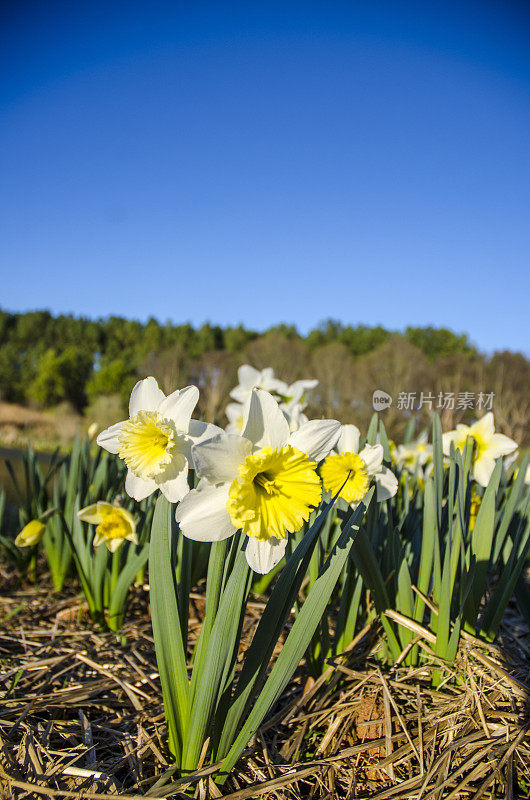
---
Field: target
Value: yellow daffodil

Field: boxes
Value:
[77,502,138,552]
[320,424,398,507]
[442,412,517,487]
[177,388,340,574]
[15,519,46,547]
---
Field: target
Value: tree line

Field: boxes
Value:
[0,309,527,445]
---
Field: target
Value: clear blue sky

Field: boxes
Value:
[1,1,529,353]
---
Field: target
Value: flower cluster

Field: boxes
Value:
[96,375,398,573]
[95,374,521,571]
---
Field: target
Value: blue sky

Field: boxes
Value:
[1,1,529,353]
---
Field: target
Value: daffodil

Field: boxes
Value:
[395,432,433,475]
[280,378,318,414]
[97,377,221,502]
[176,388,341,574]
[320,424,398,506]
[226,398,308,435]
[229,365,288,404]
[442,412,517,487]
[78,501,138,551]
[15,519,46,547]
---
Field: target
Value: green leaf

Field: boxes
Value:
[183,542,251,771]
[217,489,375,783]
[107,542,149,631]
[149,495,190,762]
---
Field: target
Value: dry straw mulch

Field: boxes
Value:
[0,581,529,800]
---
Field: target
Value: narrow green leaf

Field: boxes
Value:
[149,495,190,762]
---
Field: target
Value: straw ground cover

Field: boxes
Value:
[0,574,529,800]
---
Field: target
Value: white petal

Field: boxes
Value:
[188,419,225,445]
[242,389,290,450]
[375,467,398,501]
[158,385,199,431]
[96,421,125,454]
[125,470,157,501]
[158,464,190,503]
[129,377,165,416]
[192,433,252,483]
[175,482,236,542]
[286,378,318,405]
[473,455,496,487]
[442,431,459,456]
[485,433,518,459]
[238,364,261,388]
[337,424,361,455]
[471,412,495,439]
[360,444,384,475]
[245,537,287,574]
[289,419,341,462]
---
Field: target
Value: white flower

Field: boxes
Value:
[320,424,398,507]
[442,412,518,487]
[395,431,433,474]
[282,402,309,433]
[229,365,288,404]
[176,389,341,574]
[97,377,221,502]
[281,378,318,414]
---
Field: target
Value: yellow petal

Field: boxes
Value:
[77,503,103,524]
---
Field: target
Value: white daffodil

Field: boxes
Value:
[176,388,341,574]
[320,424,398,507]
[97,377,221,502]
[442,412,517,488]
[226,397,308,436]
[395,431,433,475]
[281,378,318,414]
[229,365,288,404]
[282,402,309,433]
[77,502,138,552]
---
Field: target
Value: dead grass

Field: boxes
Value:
[0,580,529,799]
[0,402,82,449]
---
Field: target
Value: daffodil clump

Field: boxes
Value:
[11,366,526,785]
